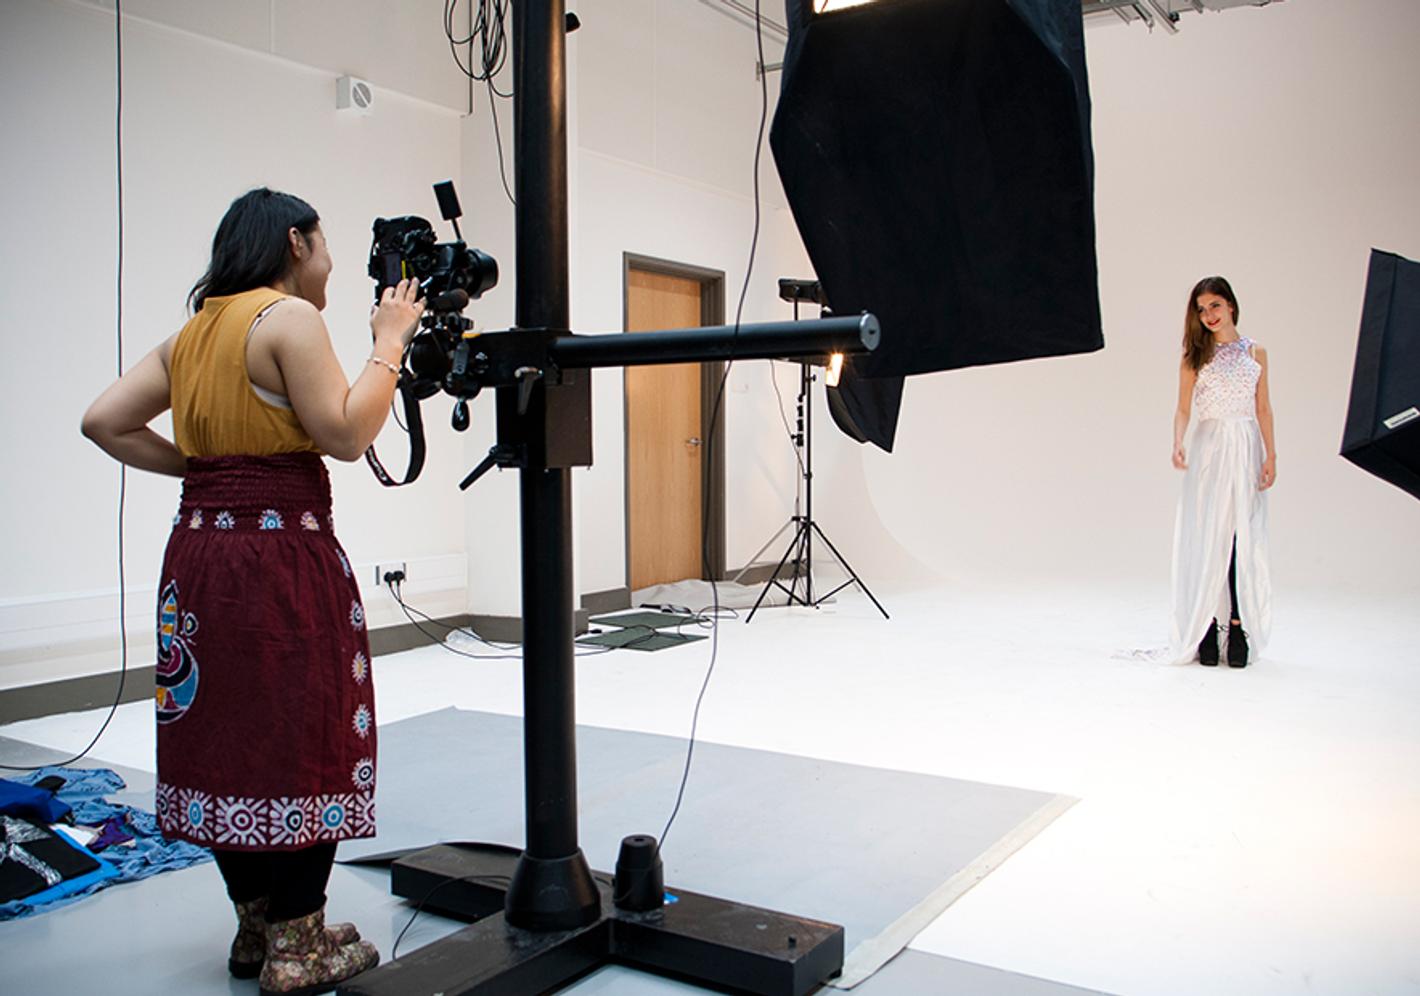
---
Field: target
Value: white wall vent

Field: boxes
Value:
[336,75,374,115]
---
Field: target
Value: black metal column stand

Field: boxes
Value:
[500,0,600,933]
[746,309,889,623]
[342,3,854,994]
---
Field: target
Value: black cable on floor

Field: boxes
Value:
[387,582,614,660]
[391,872,510,959]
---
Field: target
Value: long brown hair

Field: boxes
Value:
[1182,275,1239,371]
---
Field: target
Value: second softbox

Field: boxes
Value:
[1342,249,1420,501]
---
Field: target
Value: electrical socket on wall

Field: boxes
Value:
[375,562,407,587]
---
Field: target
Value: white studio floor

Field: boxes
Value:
[3,576,1418,996]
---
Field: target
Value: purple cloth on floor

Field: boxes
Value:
[87,816,135,853]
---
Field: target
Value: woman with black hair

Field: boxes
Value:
[1169,275,1276,667]
[83,187,423,994]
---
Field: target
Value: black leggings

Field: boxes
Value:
[1227,536,1240,623]
[212,843,337,922]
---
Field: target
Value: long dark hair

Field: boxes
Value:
[188,188,320,312]
[1182,275,1240,372]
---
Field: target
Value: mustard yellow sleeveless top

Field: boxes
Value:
[170,288,321,458]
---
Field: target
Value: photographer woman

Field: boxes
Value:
[1169,275,1275,668]
[82,188,422,995]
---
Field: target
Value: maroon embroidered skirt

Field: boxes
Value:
[153,453,376,850]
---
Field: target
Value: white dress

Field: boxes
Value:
[1169,337,1271,663]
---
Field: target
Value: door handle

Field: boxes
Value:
[686,437,702,447]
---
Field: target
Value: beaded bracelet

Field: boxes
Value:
[368,356,400,376]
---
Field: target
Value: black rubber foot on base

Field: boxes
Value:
[505,848,600,930]
[614,834,664,912]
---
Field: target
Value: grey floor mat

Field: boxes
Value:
[348,707,1076,987]
[0,713,1092,994]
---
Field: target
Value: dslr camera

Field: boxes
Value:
[368,181,497,400]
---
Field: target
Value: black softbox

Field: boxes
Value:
[1341,249,1420,501]
[771,0,1102,449]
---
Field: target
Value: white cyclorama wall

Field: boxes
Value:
[809,0,1420,597]
[0,0,471,687]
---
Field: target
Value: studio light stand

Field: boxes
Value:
[340,4,878,995]
[740,284,888,623]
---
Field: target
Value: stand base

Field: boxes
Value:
[342,844,844,996]
[747,517,889,623]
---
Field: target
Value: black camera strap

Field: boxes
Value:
[364,376,427,487]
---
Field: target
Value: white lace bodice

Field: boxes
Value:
[1193,337,1260,420]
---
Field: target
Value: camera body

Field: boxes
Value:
[368,196,498,400]
[362,182,506,484]
[368,215,497,307]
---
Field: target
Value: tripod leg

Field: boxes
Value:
[729,518,795,585]
[746,521,808,622]
[806,520,889,619]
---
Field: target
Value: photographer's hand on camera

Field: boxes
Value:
[371,277,424,353]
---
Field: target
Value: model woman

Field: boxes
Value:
[1170,276,1275,667]
[82,188,422,994]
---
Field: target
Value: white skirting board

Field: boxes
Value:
[0,552,468,690]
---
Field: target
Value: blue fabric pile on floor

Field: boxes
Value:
[0,766,211,919]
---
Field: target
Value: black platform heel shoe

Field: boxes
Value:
[1198,622,1220,666]
[1227,621,1249,668]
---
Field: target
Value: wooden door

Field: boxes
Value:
[626,268,703,589]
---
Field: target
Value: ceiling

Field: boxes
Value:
[1082,0,1284,34]
[703,0,1285,40]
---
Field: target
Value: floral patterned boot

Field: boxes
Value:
[257,907,379,996]
[229,898,363,979]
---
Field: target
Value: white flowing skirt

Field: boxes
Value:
[1169,416,1271,663]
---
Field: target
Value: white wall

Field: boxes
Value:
[453,63,520,617]
[813,0,1420,595]
[0,0,471,684]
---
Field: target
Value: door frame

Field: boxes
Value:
[622,252,727,586]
